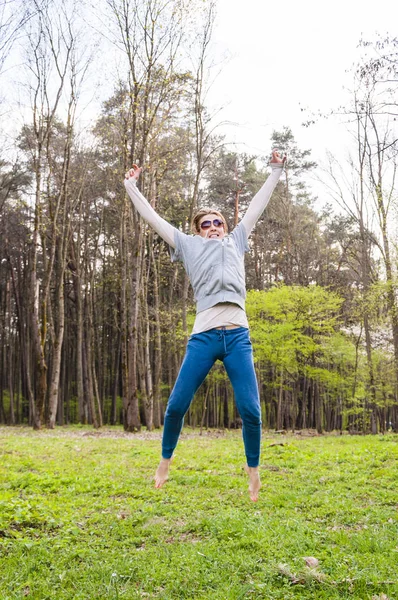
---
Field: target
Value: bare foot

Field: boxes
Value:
[154,458,171,488]
[245,465,261,502]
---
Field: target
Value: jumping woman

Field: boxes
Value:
[124,150,286,501]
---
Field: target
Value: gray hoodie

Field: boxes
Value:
[171,221,249,313]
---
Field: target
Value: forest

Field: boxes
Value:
[0,0,397,434]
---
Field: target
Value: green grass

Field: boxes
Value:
[0,427,397,599]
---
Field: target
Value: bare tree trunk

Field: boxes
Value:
[83,294,98,428]
[111,333,121,425]
[276,369,284,430]
[125,217,142,431]
[151,245,162,429]
[143,287,154,431]
[92,354,103,428]
[48,266,65,428]
[7,254,35,424]
[314,381,323,434]
[73,240,86,423]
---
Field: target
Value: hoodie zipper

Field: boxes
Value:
[221,238,225,299]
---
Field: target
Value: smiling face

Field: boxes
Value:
[198,214,226,239]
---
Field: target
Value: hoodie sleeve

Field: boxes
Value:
[240,164,284,235]
[124,178,176,248]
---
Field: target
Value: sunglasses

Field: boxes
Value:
[200,218,224,230]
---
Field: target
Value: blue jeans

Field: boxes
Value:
[162,327,261,467]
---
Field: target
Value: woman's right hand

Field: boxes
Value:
[125,163,142,181]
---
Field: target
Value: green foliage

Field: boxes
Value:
[271,127,317,179]
[245,286,390,429]
[1,428,398,599]
[247,285,344,373]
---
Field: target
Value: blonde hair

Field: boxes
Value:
[191,208,228,234]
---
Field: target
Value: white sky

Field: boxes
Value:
[206,0,398,197]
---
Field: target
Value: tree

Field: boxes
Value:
[0,0,32,75]
[20,0,90,428]
[0,162,32,424]
[322,44,398,430]
[357,35,398,117]
[247,286,346,432]
[101,0,196,431]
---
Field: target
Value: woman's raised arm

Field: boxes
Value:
[124,165,176,248]
[240,150,286,235]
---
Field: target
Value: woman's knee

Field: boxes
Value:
[239,402,261,425]
[165,396,189,420]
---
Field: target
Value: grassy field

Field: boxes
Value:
[0,427,397,600]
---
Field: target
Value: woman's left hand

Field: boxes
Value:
[270,150,286,165]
